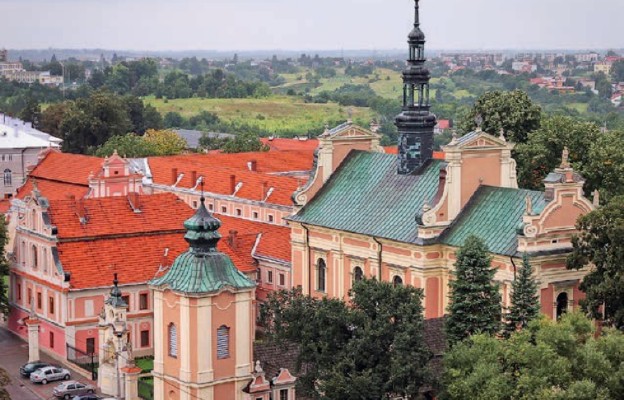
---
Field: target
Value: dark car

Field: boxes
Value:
[19,362,50,378]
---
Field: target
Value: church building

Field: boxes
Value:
[287,0,594,320]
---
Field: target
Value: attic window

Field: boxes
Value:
[252,212,259,220]
[114,171,119,175]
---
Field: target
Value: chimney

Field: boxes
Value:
[190,170,197,186]
[128,192,141,213]
[171,168,178,185]
[228,230,238,249]
[262,181,268,200]
[249,159,257,172]
[230,175,236,194]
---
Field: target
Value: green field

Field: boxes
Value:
[144,95,377,135]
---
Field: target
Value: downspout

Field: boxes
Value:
[510,256,517,281]
[302,223,311,295]
[373,237,383,281]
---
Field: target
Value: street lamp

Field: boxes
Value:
[110,318,127,400]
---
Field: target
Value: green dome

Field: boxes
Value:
[150,197,255,294]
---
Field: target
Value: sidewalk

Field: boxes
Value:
[0,325,99,400]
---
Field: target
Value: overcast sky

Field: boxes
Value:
[2,0,623,51]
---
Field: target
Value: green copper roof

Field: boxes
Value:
[440,186,546,256]
[150,198,254,294]
[289,151,445,243]
[105,273,128,308]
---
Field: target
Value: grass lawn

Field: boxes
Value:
[567,102,589,113]
[144,95,376,136]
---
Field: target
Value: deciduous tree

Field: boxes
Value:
[260,279,431,400]
[445,235,501,346]
[442,313,624,400]
[459,90,542,143]
[567,196,624,329]
[143,129,187,155]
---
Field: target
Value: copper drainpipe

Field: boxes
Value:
[301,223,311,295]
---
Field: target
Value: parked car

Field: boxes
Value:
[52,380,95,399]
[19,362,50,378]
[29,366,70,384]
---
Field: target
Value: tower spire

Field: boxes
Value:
[395,0,437,175]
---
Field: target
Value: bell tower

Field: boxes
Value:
[150,196,256,400]
[396,0,437,174]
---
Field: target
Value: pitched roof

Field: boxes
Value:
[148,153,310,206]
[29,151,103,186]
[260,138,319,152]
[217,214,292,264]
[289,151,445,243]
[439,186,546,256]
[15,179,88,201]
[47,193,192,239]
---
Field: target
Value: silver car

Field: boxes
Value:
[29,365,70,384]
[52,380,96,399]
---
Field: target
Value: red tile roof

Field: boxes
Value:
[50,194,260,288]
[437,120,451,130]
[48,193,192,239]
[30,151,103,186]
[217,215,291,264]
[260,138,319,152]
[16,179,88,201]
[0,199,9,214]
[148,153,310,206]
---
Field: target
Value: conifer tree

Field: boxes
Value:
[507,253,540,332]
[446,235,502,346]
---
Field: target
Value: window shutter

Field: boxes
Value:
[217,325,230,359]
[168,324,177,357]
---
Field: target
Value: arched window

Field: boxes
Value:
[556,292,569,320]
[31,245,38,269]
[217,325,230,359]
[353,266,363,282]
[393,275,403,287]
[3,169,11,186]
[317,258,326,292]
[42,248,48,273]
[168,323,177,357]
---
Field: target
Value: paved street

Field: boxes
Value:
[0,326,98,400]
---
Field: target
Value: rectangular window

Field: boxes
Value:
[221,206,227,213]
[267,214,274,223]
[37,292,42,309]
[139,293,148,310]
[49,296,54,314]
[140,330,150,347]
[49,332,54,349]
[122,295,130,309]
[252,212,259,219]
[280,389,289,400]
[17,284,21,301]
[86,338,95,354]
[208,203,214,211]
[236,208,242,216]
[192,200,198,209]
[84,300,94,317]
[27,288,32,307]
[267,270,273,284]
[279,273,285,286]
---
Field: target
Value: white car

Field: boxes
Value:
[29,366,71,384]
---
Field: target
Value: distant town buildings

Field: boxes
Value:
[0,49,63,86]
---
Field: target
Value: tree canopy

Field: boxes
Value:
[459,90,542,143]
[442,313,624,400]
[567,196,624,329]
[96,129,186,158]
[260,279,431,400]
[445,235,502,346]
[514,116,600,190]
